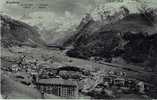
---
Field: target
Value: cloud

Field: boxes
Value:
[0,0,95,17]
[1,0,157,45]
[19,11,80,44]
[22,11,79,30]
[2,0,157,19]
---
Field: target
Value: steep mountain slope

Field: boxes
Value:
[66,13,157,70]
[102,13,157,34]
[0,14,46,48]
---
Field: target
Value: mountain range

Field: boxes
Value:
[65,10,157,71]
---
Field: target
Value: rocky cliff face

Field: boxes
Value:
[0,14,46,48]
[66,12,157,70]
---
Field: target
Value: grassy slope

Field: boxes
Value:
[1,74,42,99]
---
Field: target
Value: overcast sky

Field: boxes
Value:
[1,0,157,44]
[1,0,157,18]
[0,0,95,17]
[1,0,157,26]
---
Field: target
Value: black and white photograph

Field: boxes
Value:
[0,0,157,99]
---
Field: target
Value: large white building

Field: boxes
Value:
[37,78,78,98]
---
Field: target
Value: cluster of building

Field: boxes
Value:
[2,56,87,98]
[1,55,155,99]
[80,70,151,98]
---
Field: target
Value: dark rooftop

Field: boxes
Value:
[56,66,83,72]
[38,78,77,86]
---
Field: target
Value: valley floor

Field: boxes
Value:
[1,46,157,99]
